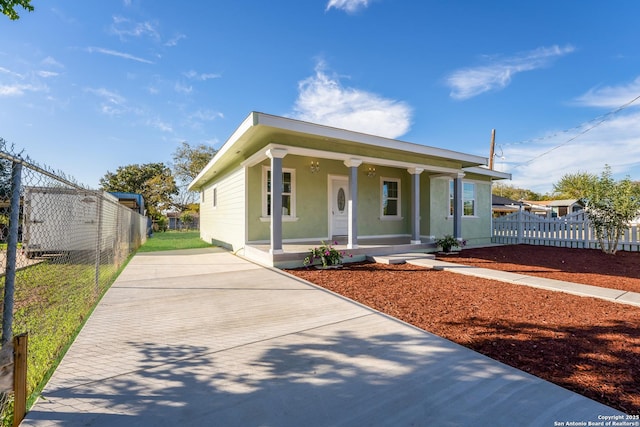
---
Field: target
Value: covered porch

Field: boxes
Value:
[248,143,472,263]
[243,235,436,268]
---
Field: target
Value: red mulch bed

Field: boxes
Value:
[441,244,640,294]
[286,244,640,415]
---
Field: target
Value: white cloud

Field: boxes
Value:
[85,87,128,115]
[41,56,64,68]
[174,82,193,94]
[291,62,412,139]
[110,16,160,41]
[190,109,223,121]
[326,0,370,13]
[184,70,221,81]
[37,70,59,78]
[147,118,173,133]
[574,76,640,109]
[0,83,40,96]
[446,45,575,100]
[165,33,186,47]
[0,67,23,79]
[497,110,640,194]
[86,47,154,64]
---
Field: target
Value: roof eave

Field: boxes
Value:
[463,166,512,180]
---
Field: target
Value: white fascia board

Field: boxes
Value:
[463,166,512,180]
[253,112,488,166]
[188,112,257,191]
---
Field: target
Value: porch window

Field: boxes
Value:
[263,167,295,217]
[381,178,401,218]
[449,180,476,216]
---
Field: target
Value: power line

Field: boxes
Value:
[504,92,640,169]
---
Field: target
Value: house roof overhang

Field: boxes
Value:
[189,112,497,190]
[462,166,511,181]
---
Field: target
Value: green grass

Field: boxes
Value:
[0,256,131,426]
[137,231,212,252]
[0,231,211,424]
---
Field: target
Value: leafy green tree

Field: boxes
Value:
[583,166,640,255]
[552,171,598,199]
[99,163,178,219]
[1,0,33,20]
[492,183,542,201]
[171,141,216,209]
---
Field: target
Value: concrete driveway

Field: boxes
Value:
[21,248,623,426]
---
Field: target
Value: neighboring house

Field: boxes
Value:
[188,112,511,267]
[532,199,584,218]
[167,211,200,230]
[491,195,520,217]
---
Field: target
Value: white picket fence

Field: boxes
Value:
[492,210,640,252]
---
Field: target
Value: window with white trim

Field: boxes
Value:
[449,180,476,216]
[263,167,296,217]
[212,187,217,208]
[381,178,401,218]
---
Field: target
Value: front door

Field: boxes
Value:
[331,177,349,236]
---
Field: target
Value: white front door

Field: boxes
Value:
[331,177,349,236]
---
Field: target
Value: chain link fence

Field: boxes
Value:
[0,139,148,425]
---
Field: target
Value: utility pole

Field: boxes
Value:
[489,129,496,170]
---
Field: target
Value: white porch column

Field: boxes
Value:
[266,148,288,254]
[408,168,424,244]
[453,172,464,240]
[344,159,362,249]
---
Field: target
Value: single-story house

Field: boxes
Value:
[188,112,511,267]
[491,195,520,217]
[493,197,551,217]
[167,211,200,230]
[536,199,584,218]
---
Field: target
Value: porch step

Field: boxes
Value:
[367,252,436,265]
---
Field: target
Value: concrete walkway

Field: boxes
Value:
[22,248,625,426]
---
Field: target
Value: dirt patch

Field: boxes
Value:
[286,245,640,414]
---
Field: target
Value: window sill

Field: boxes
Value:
[379,216,404,221]
[260,216,300,223]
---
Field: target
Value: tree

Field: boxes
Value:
[171,141,216,208]
[552,171,598,199]
[492,183,542,201]
[583,166,640,255]
[1,0,33,20]
[99,163,178,219]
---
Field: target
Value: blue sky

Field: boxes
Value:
[1,0,639,194]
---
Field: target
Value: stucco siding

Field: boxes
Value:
[463,179,493,245]
[428,176,494,245]
[358,166,410,237]
[246,157,415,242]
[199,167,246,250]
